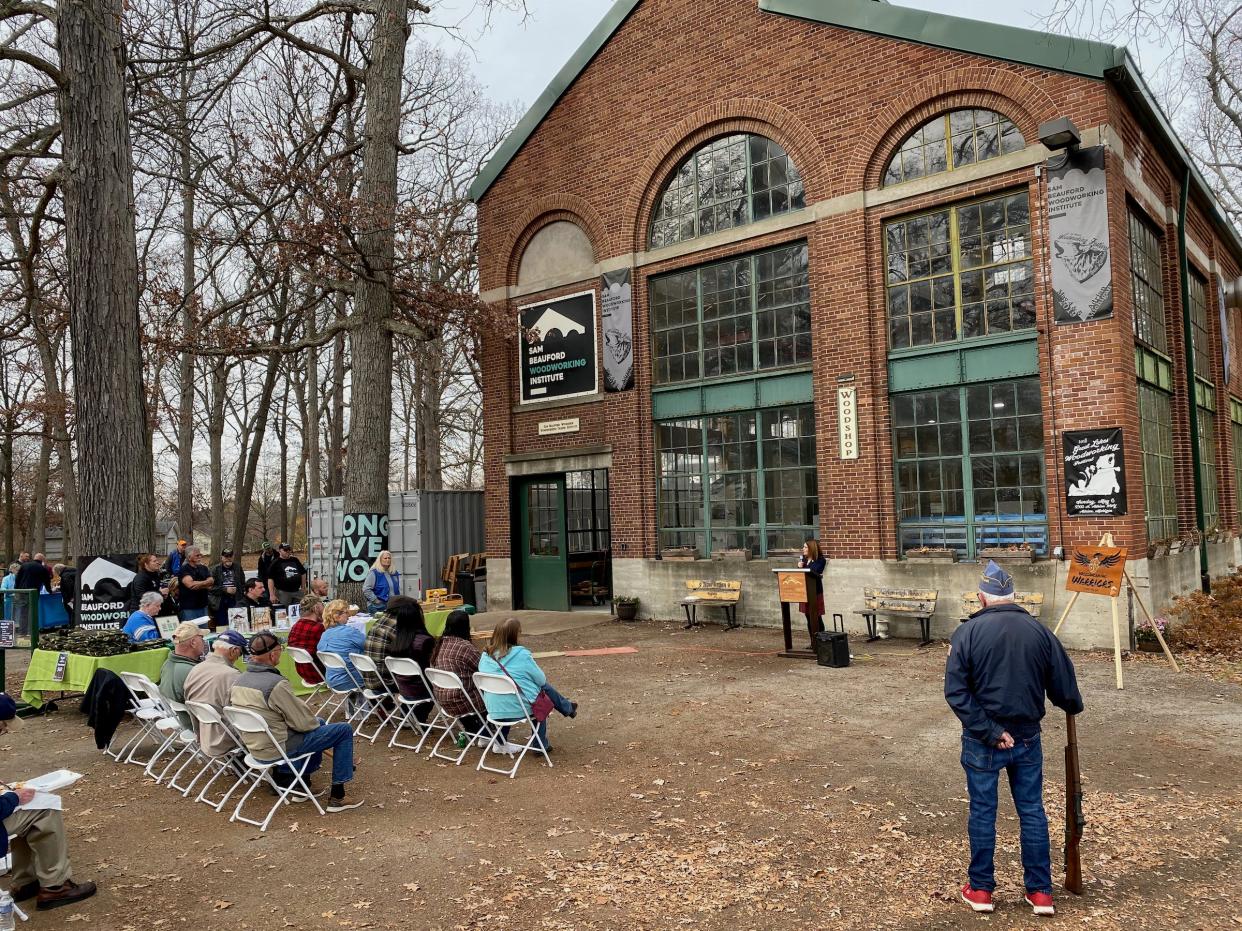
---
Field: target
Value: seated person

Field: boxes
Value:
[479,617,578,753]
[361,595,430,689]
[242,577,270,608]
[429,609,486,735]
[0,694,98,911]
[123,591,164,643]
[230,631,362,812]
[159,622,205,728]
[316,599,366,693]
[287,594,326,685]
[310,578,330,599]
[182,630,246,758]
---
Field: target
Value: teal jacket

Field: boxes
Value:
[477,645,545,721]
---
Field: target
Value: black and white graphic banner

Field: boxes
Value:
[518,290,597,404]
[1049,145,1113,324]
[337,513,388,583]
[78,554,138,627]
[601,269,634,392]
[1063,428,1127,517]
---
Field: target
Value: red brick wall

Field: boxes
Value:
[477,0,1242,568]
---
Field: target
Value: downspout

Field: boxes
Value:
[1177,168,1210,593]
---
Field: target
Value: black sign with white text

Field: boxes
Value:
[519,291,597,404]
[77,554,138,627]
[1064,428,1127,517]
[337,513,388,584]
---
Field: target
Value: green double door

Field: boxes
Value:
[518,477,569,611]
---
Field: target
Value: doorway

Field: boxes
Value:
[518,477,569,611]
[514,469,612,611]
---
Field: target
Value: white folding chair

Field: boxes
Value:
[316,651,364,724]
[130,673,188,782]
[383,657,446,752]
[472,672,552,778]
[222,706,325,831]
[113,671,168,765]
[184,700,250,811]
[423,667,496,765]
[347,653,399,742]
[284,646,329,710]
[157,698,211,791]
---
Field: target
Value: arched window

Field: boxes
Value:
[883,109,1025,187]
[649,134,805,250]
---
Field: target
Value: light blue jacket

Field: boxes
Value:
[0,574,14,590]
[477,645,545,721]
[317,624,367,692]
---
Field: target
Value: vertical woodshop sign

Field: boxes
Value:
[838,386,858,459]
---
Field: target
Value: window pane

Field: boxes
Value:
[1138,384,1177,540]
[883,110,1023,187]
[1129,210,1167,352]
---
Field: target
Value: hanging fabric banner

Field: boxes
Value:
[601,269,634,392]
[1063,428,1127,517]
[77,554,138,628]
[337,513,388,583]
[1049,145,1113,324]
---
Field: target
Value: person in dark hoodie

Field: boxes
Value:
[946,561,1083,918]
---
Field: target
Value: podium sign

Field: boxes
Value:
[776,569,812,604]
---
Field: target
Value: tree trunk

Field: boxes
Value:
[327,321,346,496]
[209,359,227,549]
[31,330,79,562]
[175,89,196,546]
[277,386,289,543]
[25,432,50,555]
[57,0,155,557]
[229,325,284,551]
[0,428,14,561]
[339,0,409,602]
[305,342,321,499]
[416,336,444,490]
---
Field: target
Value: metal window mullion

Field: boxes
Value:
[949,205,964,342]
[751,253,760,373]
[755,409,768,557]
[700,415,712,555]
[959,387,977,558]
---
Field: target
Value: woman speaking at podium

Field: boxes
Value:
[797,539,826,644]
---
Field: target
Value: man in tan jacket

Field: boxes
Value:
[182,630,246,757]
[229,631,362,812]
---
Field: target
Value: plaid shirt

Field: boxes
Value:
[287,618,325,684]
[429,635,483,718]
[364,614,435,692]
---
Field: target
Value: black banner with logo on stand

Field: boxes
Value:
[1063,428,1127,517]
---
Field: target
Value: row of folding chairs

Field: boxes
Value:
[286,646,552,779]
[109,671,326,831]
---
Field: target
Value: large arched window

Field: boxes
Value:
[882,109,1025,187]
[649,134,805,250]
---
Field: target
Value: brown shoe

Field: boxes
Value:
[36,879,97,910]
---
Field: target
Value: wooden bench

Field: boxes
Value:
[959,591,1044,623]
[855,587,938,645]
[680,579,742,629]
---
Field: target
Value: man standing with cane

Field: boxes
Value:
[945,561,1084,916]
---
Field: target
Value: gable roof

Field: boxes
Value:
[470,0,1240,259]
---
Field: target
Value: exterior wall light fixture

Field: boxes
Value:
[1038,117,1081,152]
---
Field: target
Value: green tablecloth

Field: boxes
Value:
[21,648,170,708]
[424,608,451,637]
[21,644,315,707]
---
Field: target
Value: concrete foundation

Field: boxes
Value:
[485,541,1241,651]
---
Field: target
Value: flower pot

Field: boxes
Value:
[615,602,638,621]
[905,549,957,564]
[1136,639,1162,652]
[979,547,1035,564]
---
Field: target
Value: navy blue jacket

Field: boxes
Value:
[1,789,19,857]
[945,602,1083,744]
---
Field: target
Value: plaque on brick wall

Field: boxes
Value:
[601,269,634,392]
[1063,428,1127,517]
[1049,146,1114,324]
[518,290,598,404]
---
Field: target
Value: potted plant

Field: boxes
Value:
[978,544,1035,564]
[660,546,699,562]
[614,596,639,621]
[1148,537,1171,559]
[1134,616,1168,652]
[714,547,751,561]
[904,546,957,563]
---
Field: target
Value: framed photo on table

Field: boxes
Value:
[228,607,251,634]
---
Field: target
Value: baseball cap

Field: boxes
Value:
[277,542,292,551]
[172,621,204,643]
[248,631,280,655]
[0,693,24,727]
[221,548,234,557]
[216,629,248,653]
[262,540,273,548]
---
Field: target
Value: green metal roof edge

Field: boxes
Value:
[469,0,645,203]
[759,0,1125,78]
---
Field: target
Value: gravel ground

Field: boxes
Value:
[2,618,1239,930]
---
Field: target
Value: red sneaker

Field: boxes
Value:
[961,885,994,913]
[1025,891,1055,915]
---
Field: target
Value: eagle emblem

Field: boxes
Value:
[1074,550,1122,573]
[1054,233,1109,283]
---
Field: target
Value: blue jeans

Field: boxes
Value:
[281,720,355,787]
[501,683,574,752]
[961,733,1051,894]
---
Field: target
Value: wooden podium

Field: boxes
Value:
[773,568,815,659]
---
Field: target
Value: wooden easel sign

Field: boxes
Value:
[1054,533,1179,689]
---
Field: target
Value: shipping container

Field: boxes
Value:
[307,491,485,598]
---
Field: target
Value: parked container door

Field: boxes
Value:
[518,477,569,610]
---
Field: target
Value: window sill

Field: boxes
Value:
[886,329,1036,361]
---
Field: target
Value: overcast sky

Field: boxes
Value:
[428,0,1111,114]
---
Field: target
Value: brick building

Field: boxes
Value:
[471,0,1242,647]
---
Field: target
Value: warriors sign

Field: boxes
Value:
[1065,546,1127,596]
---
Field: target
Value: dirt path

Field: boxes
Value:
[3,620,1240,929]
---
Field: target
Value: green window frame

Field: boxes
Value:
[884,190,1034,350]
[1128,208,1167,352]
[1138,383,1177,541]
[1197,404,1220,532]
[882,109,1025,187]
[651,243,811,386]
[566,469,610,555]
[656,404,818,557]
[893,378,1046,558]
[649,134,805,250]
[1188,272,1213,379]
[1231,398,1242,524]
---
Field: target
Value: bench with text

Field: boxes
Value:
[679,579,742,629]
[855,587,938,645]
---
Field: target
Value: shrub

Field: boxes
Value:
[1165,576,1242,658]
